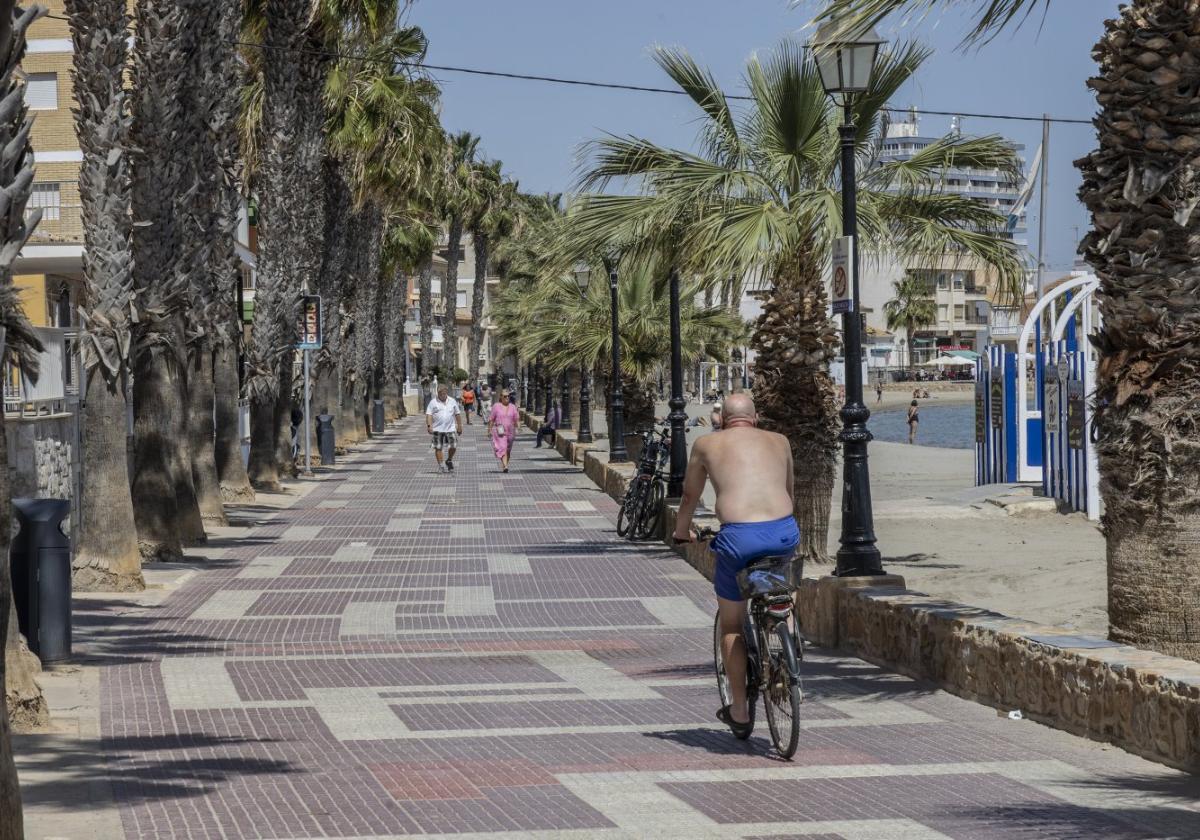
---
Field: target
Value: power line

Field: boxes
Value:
[40,11,1093,126]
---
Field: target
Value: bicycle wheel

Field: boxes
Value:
[616,480,646,538]
[762,620,802,759]
[634,479,665,540]
[713,612,755,739]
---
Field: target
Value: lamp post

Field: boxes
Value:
[813,19,885,577]
[544,370,554,420]
[667,269,688,497]
[573,261,626,460]
[559,371,572,429]
[533,361,543,414]
[571,265,594,443]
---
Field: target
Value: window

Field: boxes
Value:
[936,274,948,290]
[29,182,60,221]
[456,291,467,309]
[54,283,70,327]
[25,73,57,110]
[954,304,966,321]
[938,304,948,321]
[952,275,964,290]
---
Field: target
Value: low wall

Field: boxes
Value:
[537,428,1200,774]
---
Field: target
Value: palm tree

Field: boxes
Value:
[572,42,1022,562]
[64,0,143,591]
[440,131,482,374]
[128,0,207,556]
[884,273,937,370]
[467,162,516,380]
[818,0,1200,660]
[496,257,746,432]
[1,4,49,829]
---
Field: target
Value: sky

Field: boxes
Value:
[412,0,1121,274]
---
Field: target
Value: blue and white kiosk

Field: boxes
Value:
[976,274,1102,520]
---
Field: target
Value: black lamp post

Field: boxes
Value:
[573,261,626,461]
[559,371,572,429]
[813,19,885,577]
[544,369,554,419]
[667,269,688,498]
[533,361,543,414]
[571,266,594,444]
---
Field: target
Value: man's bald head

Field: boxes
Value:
[722,393,756,424]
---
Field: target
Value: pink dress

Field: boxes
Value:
[488,402,519,460]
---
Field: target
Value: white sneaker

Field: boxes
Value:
[438,463,447,473]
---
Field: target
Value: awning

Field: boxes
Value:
[948,349,981,360]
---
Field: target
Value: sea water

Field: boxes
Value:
[868,403,974,450]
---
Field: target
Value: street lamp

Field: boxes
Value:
[573,261,626,460]
[666,269,687,497]
[559,371,572,429]
[572,263,593,444]
[812,19,885,577]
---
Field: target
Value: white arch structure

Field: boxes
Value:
[1014,274,1099,483]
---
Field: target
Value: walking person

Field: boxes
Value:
[907,399,920,444]
[425,384,463,473]
[671,394,797,738]
[875,381,883,405]
[478,382,491,417]
[461,382,476,425]
[535,399,562,448]
[487,388,519,472]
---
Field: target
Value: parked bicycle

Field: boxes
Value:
[680,526,804,759]
[616,424,672,540]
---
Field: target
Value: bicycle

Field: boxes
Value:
[616,424,671,540]
[680,526,804,759]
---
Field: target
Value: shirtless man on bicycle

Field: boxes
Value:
[672,392,798,736]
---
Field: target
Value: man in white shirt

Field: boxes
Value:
[425,385,463,473]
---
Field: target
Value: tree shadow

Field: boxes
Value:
[68,600,231,663]
[14,731,300,811]
[943,802,1200,839]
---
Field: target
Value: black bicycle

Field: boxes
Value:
[616,424,671,540]
[683,528,804,759]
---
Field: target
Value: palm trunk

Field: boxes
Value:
[752,248,840,564]
[188,344,227,524]
[469,231,489,378]
[418,255,434,399]
[443,217,462,374]
[130,349,186,559]
[248,393,280,490]
[273,361,296,477]
[75,371,143,591]
[214,341,253,501]
[1079,0,1200,659]
[0,5,46,829]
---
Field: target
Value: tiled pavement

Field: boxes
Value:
[61,421,1200,838]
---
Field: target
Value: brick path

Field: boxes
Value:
[71,420,1200,838]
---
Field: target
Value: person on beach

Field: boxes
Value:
[425,385,463,473]
[488,388,519,472]
[460,383,476,425]
[907,399,920,444]
[672,393,797,739]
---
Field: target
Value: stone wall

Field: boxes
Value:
[6,414,74,500]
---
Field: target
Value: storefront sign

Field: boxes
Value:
[1067,379,1085,450]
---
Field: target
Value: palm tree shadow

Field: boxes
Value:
[14,732,300,811]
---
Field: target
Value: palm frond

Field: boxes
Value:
[807,0,1050,49]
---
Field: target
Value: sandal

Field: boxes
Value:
[716,705,753,740]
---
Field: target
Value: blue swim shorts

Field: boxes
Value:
[711,515,800,601]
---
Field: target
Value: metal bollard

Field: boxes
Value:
[10,498,72,663]
[317,414,336,465]
[372,399,385,435]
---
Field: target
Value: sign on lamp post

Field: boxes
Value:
[296,295,322,475]
[831,236,854,315]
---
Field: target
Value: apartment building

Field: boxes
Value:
[859,109,1032,365]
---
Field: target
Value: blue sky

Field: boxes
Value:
[413,0,1119,273]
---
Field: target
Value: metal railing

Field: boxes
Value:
[3,326,79,417]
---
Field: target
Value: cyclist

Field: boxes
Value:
[672,393,797,737]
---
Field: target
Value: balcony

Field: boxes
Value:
[27,203,83,245]
[3,326,79,418]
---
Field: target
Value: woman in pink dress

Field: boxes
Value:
[487,389,520,472]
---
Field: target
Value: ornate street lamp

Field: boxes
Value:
[573,261,625,460]
[559,371,572,429]
[571,264,593,444]
[812,19,885,577]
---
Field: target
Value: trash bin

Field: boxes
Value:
[372,399,385,434]
[10,498,71,663]
[317,414,336,465]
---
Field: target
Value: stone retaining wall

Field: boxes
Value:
[536,424,1200,774]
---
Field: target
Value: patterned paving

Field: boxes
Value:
[84,420,1200,839]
